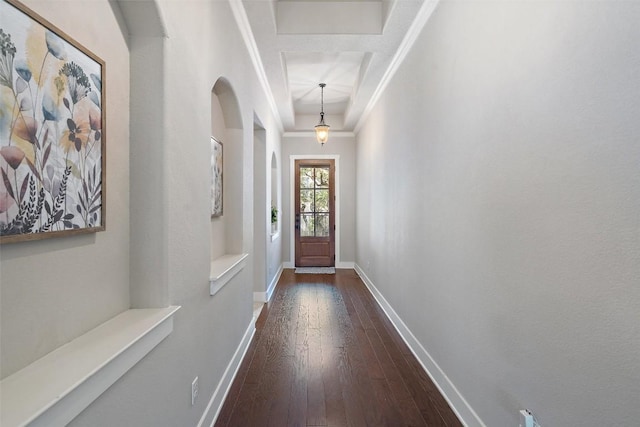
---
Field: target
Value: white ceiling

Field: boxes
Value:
[240,0,438,133]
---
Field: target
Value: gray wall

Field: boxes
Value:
[1,0,131,379]
[1,0,282,425]
[267,149,282,288]
[282,135,356,267]
[73,0,281,425]
[356,1,640,426]
[252,128,282,297]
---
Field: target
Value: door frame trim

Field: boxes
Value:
[289,155,340,267]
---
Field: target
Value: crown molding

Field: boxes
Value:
[354,0,440,134]
[229,0,284,133]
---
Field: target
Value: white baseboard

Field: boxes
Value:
[253,264,283,303]
[354,264,485,427]
[197,321,255,427]
[282,261,295,269]
[267,264,283,301]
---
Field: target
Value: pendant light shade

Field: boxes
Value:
[315,83,330,145]
[315,122,329,145]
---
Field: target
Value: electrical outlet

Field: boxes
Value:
[191,377,199,406]
[519,409,541,427]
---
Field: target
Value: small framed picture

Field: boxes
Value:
[210,137,223,217]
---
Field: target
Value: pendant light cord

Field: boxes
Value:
[319,83,326,124]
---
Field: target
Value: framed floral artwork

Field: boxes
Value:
[211,137,223,217]
[0,0,106,244]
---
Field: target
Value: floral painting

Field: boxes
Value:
[0,0,105,243]
[211,137,222,217]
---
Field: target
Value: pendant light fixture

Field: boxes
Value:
[314,83,330,145]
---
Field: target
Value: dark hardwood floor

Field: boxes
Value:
[215,269,462,427]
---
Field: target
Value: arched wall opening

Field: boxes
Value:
[271,152,279,234]
[211,78,244,260]
[253,118,267,296]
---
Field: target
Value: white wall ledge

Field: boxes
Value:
[270,231,280,242]
[210,253,248,296]
[0,306,180,427]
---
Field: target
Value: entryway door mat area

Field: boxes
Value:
[294,267,336,274]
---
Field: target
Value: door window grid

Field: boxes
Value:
[299,167,330,237]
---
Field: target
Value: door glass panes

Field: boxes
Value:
[315,189,329,212]
[315,168,329,188]
[300,190,314,212]
[300,214,315,237]
[300,168,314,189]
[298,165,331,237]
[315,214,329,237]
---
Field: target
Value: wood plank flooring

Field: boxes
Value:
[215,269,462,427]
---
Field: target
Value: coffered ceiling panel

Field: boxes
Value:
[276,1,383,35]
[239,0,439,132]
[285,51,367,114]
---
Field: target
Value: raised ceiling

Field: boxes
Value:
[239,0,439,133]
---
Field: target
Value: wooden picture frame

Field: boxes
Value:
[211,137,223,217]
[0,0,106,244]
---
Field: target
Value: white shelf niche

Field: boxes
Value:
[210,253,249,296]
[0,306,180,427]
